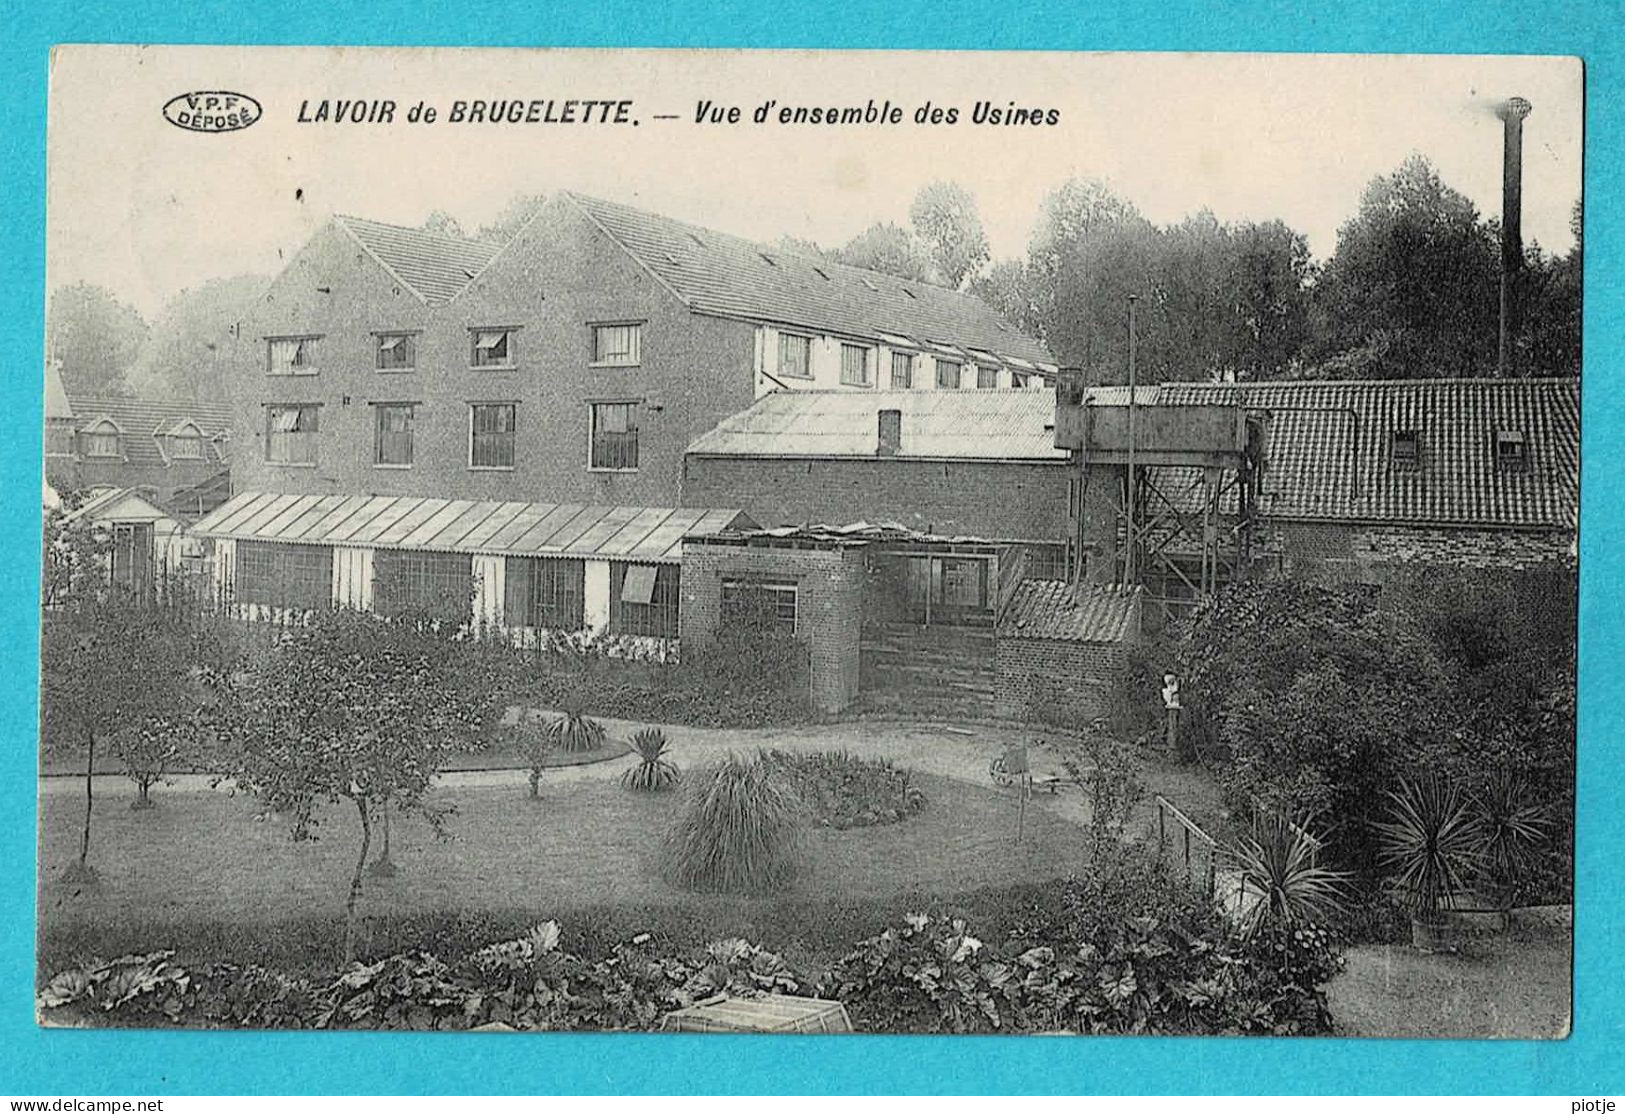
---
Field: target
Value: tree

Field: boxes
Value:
[41,513,201,877]
[832,222,940,284]
[128,275,267,404]
[968,259,1038,336]
[474,192,549,244]
[220,605,495,961]
[909,180,989,289]
[421,210,468,239]
[47,283,149,396]
[1307,155,1500,378]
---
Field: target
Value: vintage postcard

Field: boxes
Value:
[38,46,1579,1037]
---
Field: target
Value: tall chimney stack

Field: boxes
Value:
[1498,96,1533,375]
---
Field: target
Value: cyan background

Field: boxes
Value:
[2,0,1620,1094]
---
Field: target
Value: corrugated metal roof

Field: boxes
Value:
[999,580,1141,643]
[686,388,1069,461]
[564,193,1054,367]
[190,492,750,563]
[335,216,502,304]
[66,393,233,468]
[1156,378,1579,528]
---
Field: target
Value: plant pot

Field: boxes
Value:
[1410,913,1459,954]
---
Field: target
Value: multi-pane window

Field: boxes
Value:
[503,556,586,631]
[234,541,333,611]
[1495,430,1529,472]
[589,402,639,471]
[470,328,516,369]
[721,577,798,634]
[890,352,915,389]
[82,420,121,458]
[591,323,642,366]
[840,343,872,387]
[610,562,680,639]
[778,333,813,379]
[373,550,473,620]
[1391,430,1421,471]
[374,403,415,466]
[935,359,962,390]
[266,405,319,465]
[976,365,999,389]
[168,425,205,460]
[470,403,517,469]
[267,336,319,375]
[376,333,417,371]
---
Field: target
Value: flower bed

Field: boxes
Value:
[761,749,926,829]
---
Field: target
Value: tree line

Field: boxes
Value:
[47,154,1580,404]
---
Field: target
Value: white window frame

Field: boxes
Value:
[373,402,416,469]
[267,335,321,377]
[721,576,800,634]
[470,327,518,370]
[81,419,122,459]
[468,402,518,471]
[375,331,419,372]
[587,400,641,473]
[589,322,643,368]
[840,343,874,388]
[777,332,814,380]
[890,351,916,390]
[168,421,206,461]
[265,404,320,467]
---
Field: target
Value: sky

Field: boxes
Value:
[47,46,1584,318]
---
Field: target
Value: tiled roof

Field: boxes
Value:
[335,216,502,304]
[45,363,74,420]
[999,580,1141,643]
[67,393,233,468]
[191,492,752,563]
[1155,378,1580,529]
[563,192,1054,367]
[686,388,1069,461]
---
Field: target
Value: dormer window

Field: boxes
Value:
[169,423,205,460]
[82,419,120,459]
[1495,429,1529,471]
[1391,430,1421,470]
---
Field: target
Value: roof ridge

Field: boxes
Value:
[1168,376,1579,389]
[333,213,500,253]
[563,190,996,303]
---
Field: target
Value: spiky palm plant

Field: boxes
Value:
[1374,776,1484,925]
[545,705,606,754]
[622,727,680,792]
[1226,811,1349,938]
[1473,772,1552,909]
[664,751,802,893]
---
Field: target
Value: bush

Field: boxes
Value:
[663,752,803,894]
[760,749,925,829]
[546,704,606,754]
[622,728,680,792]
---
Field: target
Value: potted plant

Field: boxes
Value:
[1373,776,1484,952]
[1473,772,1552,926]
[1226,810,1348,938]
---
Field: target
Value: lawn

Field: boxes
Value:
[1327,907,1572,1038]
[38,771,1084,975]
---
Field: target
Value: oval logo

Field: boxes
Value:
[162,91,262,133]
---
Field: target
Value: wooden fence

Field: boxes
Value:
[1154,793,1219,898]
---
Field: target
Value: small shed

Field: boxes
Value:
[59,487,202,593]
[995,580,1142,725]
[659,994,854,1034]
